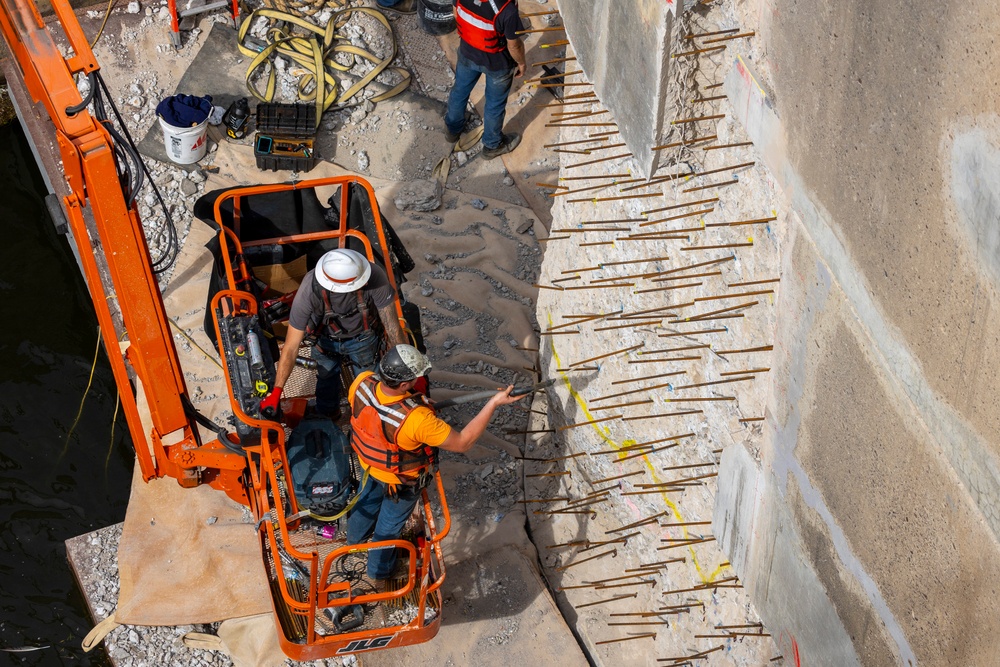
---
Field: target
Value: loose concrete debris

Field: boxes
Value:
[394,179,443,212]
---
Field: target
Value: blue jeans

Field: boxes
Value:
[313,330,381,415]
[445,51,515,150]
[347,476,421,579]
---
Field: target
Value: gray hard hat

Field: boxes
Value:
[379,345,432,384]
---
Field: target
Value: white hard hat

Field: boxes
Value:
[314,249,372,293]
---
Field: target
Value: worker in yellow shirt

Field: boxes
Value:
[346,344,524,582]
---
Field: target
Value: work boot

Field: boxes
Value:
[378,0,416,14]
[445,128,461,143]
[481,133,521,160]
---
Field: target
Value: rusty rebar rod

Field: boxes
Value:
[627,558,685,572]
[728,278,780,288]
[704,141,754,151]
[634,283,702,295]
[606,511,669,535]
[661,463,715,473]
[544,136,609,149]
[672,376,754,390]
[642,197,719,216]
[704,30,756,44]
[565,152,634,170]
[672,113,726,125]
[576,593,638,609]
[590,380,678,403]
[639,207,715,228]
[559,415,622,431]
[530,55,576,67]
[555,548,617,572]
[627,357,701,365]
[652,134,718,152]
[684,28,740,39]
[658,271,723,282]
[571,192,661,204]
[683,178,739,193]
[660,255,735,276]
[592,470,644,484]
[662,396,735,403]
[612,370,687,386]
[691,289,774,304]
[594,633,657,646]
[714,345,774,355]
[657,537,717,551]
[591,398,654,412]
[595,580,658,591]
[672,43,727,56]
[641,471,718,487]
[570,342,643,367]
[705,215,775,228]
[619,441,683,461]
[658,328,727,338]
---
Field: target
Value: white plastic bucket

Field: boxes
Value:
[158,115,209,164]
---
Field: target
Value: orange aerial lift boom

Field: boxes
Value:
[0,0,448,658]
[0,0,249,501]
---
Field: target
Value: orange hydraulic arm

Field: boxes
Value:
[0,0,248,501]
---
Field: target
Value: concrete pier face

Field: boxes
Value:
[558,0,672,178]
[714,0,1000,664]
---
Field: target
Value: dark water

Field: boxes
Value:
[0,121,133,665]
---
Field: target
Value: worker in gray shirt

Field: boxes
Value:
[261,249,406,419]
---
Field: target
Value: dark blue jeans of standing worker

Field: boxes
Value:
[347,476,421,579]
[445,51,516,150]
[312,330,380,416]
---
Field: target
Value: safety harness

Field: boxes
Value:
[455,0,515,54]
[310,276,377,340]
[350,372,438,485]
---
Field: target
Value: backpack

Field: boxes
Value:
[285,417,354,512]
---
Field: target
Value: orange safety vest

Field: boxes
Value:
[349,373,438,480]
[455,0,515,54]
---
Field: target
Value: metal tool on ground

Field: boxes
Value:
[433,378,558,409]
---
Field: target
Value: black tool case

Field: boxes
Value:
[254,103,318,172]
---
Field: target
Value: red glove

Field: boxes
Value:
[260,386,283,419]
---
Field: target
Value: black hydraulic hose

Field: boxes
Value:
[181,395,247,457]
[65,72,96,116]
[93,73,144,206]
[93,72,179,273]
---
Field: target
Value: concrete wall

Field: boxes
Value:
[716,1,1000,664]
[558,0,674,178]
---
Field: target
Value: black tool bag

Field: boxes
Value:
[285,417,354,512]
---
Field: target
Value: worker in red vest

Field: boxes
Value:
[346,344,524,583]
[445,0,526,160]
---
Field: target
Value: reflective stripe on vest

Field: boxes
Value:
[455,0,514,54]
[349,373,435,476]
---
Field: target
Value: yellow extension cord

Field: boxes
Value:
[237,2,412,127]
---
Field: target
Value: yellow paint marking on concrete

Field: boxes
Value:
[546,313,728,583]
